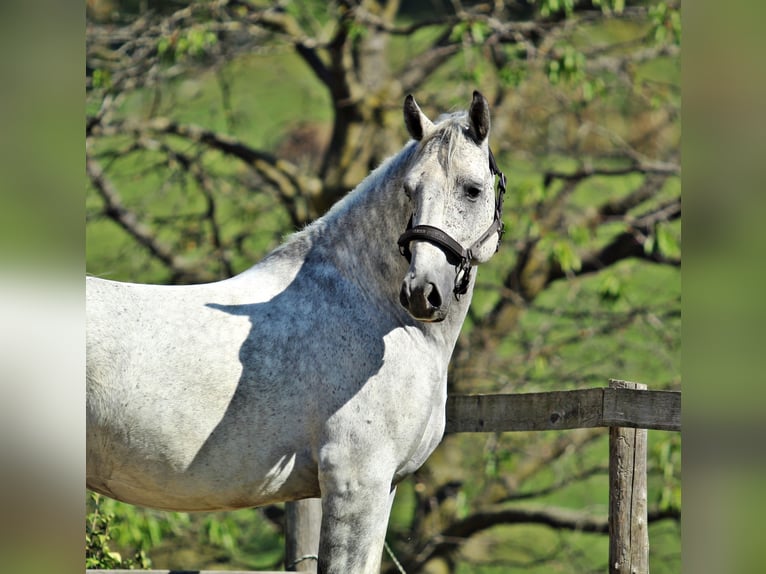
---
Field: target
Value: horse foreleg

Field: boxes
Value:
[317,467,396,574]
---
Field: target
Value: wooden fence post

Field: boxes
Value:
[284,498,322,572]
[608,379,649,574]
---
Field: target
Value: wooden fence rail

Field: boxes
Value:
[445,383,680,433]
[87,379,681,574]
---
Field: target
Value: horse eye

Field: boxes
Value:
[465,186,482,200]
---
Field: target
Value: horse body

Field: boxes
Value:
[87,92,501,573]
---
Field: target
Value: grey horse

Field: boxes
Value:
[86,91,505,573]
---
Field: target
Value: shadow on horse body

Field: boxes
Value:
[86,91,506,573]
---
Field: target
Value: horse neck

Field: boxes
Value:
[312,148,414,311]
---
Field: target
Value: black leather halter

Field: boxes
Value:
[397,148,507,297]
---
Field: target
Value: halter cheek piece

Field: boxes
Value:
[397,148,507,298]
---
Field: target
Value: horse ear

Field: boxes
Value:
[404,94,433,141]
[468,90,491,143]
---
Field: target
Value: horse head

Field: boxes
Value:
[398,91,505,322]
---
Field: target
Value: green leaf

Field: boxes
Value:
[450,22,469,42]
[656,225,681,258]
[147,515,162,546]
[499,64,526,88]
[157,37,170,55]
[547,59,560,84]
[552,240,581,273]
[598,272,622,302]
[484,452,498,478]
[539,0,574,17]
[582,80,594,102]
[92,69,112,90]
[348,21,368,42]
[568,223,590,246]
[176,36,189,55]
[470,22,489,44]
[643,233,655,256]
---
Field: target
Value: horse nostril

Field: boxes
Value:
[426,283,442,309]
[399,282,410,309]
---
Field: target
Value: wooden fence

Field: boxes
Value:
[87,379,681,574]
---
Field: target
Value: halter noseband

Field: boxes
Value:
[397,148,507,297]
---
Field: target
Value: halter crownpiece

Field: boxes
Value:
[397,147,507,297]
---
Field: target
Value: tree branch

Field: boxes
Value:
[597,173,669,219]
[547,196,682,285]
[544,161,680,187]
[398,26,462,94]
[390,505,679,573]
[238,2,333,87]
[85,156,213,283]
[149,139,235,278]
[89,116,318,228]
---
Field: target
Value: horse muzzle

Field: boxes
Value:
[399,276,448,322]
[398,243,457,322]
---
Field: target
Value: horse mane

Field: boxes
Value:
[271,139,416,251]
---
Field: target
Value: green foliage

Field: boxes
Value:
[644,221,681,259]
[449,21,471,42]
[157,25,218,63]
[450,20,494,85]
[468,21,491,45]
[498,61,527,88]
[87,493,191,555]
[85,492,151,569]
[650,432,682,512]
[85,492,284,571]
[598,271,623,302]
[91,68,112,90]
[537,0,576,17]
[547,47,586,85]
[203,513,241,553]
[580,76,607,103]
[551,238,582,273]
[649,2,682,45]
[592,0,626,15]
[283,0,336,32]
[347,20,369,42]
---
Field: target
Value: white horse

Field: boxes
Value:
[86,91,506,573]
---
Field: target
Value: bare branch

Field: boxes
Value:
[598,173,669,219]
[398,26,462,94]
[544,161,680,186]
[85,155,213,283]
[148,139,235,278]
[547,196,682,285]
[89,116,319,228]
[389,505,679,574]
[499,465,608,503]
[236,2,332,87]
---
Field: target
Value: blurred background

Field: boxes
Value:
[82,1,680,572]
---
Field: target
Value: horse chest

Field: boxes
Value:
[318,327,449,468]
